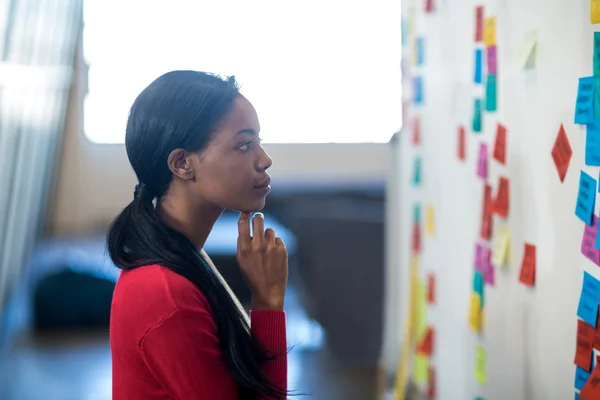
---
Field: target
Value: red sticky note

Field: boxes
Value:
[475,6,484,42]
[480,184,493,240]
[413,118,421,145]
[427,367,436,398]
[518,243,536,286]
[492,176,510,217]
[493,123,507,164]
[576,319,595,371]
[412,222,421,254]
[427,273,436,304]
[458,125,466,161]
[551,124,572,183]
[580,363,600,399]
[417,326,435,356]
[425,0,434,12]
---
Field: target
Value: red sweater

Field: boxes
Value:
[110,264,287,399]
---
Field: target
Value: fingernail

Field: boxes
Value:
[253,212,264,218]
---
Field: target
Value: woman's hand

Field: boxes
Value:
[237,212,288,311]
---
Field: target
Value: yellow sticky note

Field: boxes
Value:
[492,225,511,268]
[468,292,482,332]
[484,17,496,47]
[414,354,429,385]
[475,345,487,384]
[592,0,600,24]
[425,205,435,235]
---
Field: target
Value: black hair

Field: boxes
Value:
[107,70,288,399]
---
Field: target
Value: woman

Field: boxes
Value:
[108,70,289,400]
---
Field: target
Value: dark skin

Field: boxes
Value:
[157,95,288,311]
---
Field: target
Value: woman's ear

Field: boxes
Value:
[167,148,195,181]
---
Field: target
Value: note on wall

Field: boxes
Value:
[575,318,595,371]
[595,78,600,118]
[493,123,507,164]
[473,271,485,306]
[414,354,429,384]
[582,215,600,266]
[475,243,483,272]
[492,225,510,268]
[474,49,483,84]
[551,124,573,183]
[458,125,467,161]
[518,243,536,286]
[414,203,421,222]
[425,204,435,235]
[484,17,496,47]
[427,273,436,304]
[469,292,482,332]
[477,142,488,179]
[575,77,595,125]
[414,76,424,104]
[580,363,600,398]
[484,248,495,286]
[593,0,600,24]
[594,33,600,77]
[412,118,421,145]
[586,122,600,166]
[575,171,597,225]
[473,98,483,132]
[417,326,434,356]
[475,6,484,42]
[412,221,421,254]
[492,176,510,218]
[475,345,487,384]
[485,75,497,112]
[480,184,493,240]
[413,156,422,186]
[577,272,600,328]
[576,366,591,391]
[487,46,497,75]
[427,367,436,399]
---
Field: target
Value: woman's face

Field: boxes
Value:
[189,96,273,213]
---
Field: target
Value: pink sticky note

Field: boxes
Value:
[481,246,494,285]
[477,143,488,179]
[487,46,497,75]
[475,244,483,271]
[582,214,600,266]
[485,260,495,285]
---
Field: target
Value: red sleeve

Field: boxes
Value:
[250,310,288,394]
[139,308,237,400]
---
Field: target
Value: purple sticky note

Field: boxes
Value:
[485,261,495,286]
[477,143,488,179]
[475,244,483,271]
[582,214,600,266]
[487,46,497,75]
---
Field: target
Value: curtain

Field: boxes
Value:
[0,0,82,308]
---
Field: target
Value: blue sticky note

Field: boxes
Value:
[417,37,425,65]
[594,32,600,77]
[577,271,600,327]
[575,367,591,390]
[575,77,595,124]
[414,204,421,222]
[474,49,483,84]
[413,76,423,104]
[485,75,497,112]
[473,271,484,306]
[575,171,597,225]
[586,121,600,166]
[472,98,483,132]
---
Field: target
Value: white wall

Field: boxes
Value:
[49,40,391,235]
[384,0,597,399]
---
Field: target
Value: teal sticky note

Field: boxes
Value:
[595,77,600,119]
[413,204,421,222]
[413,157,422,186]
[485,75,497,112]
[473,271,484,307]
[594,32,600,77]
[472,98,483,132]
[474,49,483,84]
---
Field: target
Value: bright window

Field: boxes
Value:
[83,0,402,144]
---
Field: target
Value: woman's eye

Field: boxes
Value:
[237,142,252,151]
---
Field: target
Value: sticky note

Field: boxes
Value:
[586,122,600,166]
[594,78,600,119]
[413,76,424,104]
[477,142,488,179]
[575,171,596,225]
[475,345,487,384]
[582,215,600,265]
[417,326,434,356]
[493,123,507,164]
[473,271,484,306]
[416,281,428,341]
[417,37,425,65]
[475,6,484,42]
[593,0,600,24]
[487,46,497,75]
[480,184,493,240]
[426,367,436,398]
[412,221,421,254]
[484,17,496,47]
[427,273,435,304]
[580,363,600,398]
[518,243,536,287]
[474,49,483,84]
[485,75,497,112]
[492,225,510,268]
[492,176,510,218]
[469,292,482,332]
[475,243,484,272]
[484,255,495,286]
[414,203,421,222]
[513,30,537,69]
[473,98,483,132]
[425,204,435,235]
[575,77,595,124]
[578,272,600,328]
[551,124,573,183]
[412,117,421,145]
[576,367,592,391]
[575,319,595,371]
[458,125,467,161]
[414,355,429,384]
[594,33,600,77]
[413,156,422,186]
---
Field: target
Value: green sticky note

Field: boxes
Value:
[413,156,422,186]
[475,345,487,384]
[485,75,497,112]
[413,204,421,222]
[594,32,600,77]
[414,354,429,384]
[472,98,483,132]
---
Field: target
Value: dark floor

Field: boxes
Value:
[0,236,380,400]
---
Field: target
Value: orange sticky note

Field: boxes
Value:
[551,124,572,183]
[518,243,536,286]
[580,363,600,399]
[417,326,434,356]
[493,177,510,217]
[458,125,466,161]
[480,184,493,240]
[413,118,421,145]
[427,273,436,304]
[576,319,595,371]
[493,123,507,164]
[475,6,484,42]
